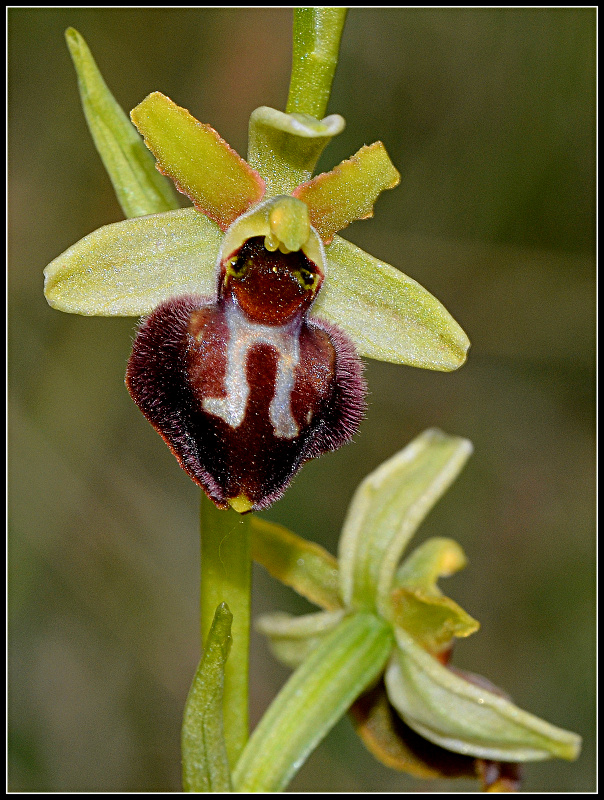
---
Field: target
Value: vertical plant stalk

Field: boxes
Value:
[286,7,348,119]
[200,495,252,769]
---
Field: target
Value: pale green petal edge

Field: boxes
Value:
[313,236,470,369]
[43,208,223,316]
[386,627,582,763]
[255,609,346,669]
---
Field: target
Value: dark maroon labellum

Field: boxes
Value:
[126,236,366,512]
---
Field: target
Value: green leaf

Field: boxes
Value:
[386,627,582,763]
[250,517,343,611]
[233,612,393,792]
[247,106,346,196]
[131,92,265,230]
[255,609,346,669]
[43,208,222,316]
[337,429,473,615]
[65,28,179,219]
[181,602,233,793]
[293,142,400,244]
[313,236,470,369]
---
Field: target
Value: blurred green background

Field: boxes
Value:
[8,8,595,792]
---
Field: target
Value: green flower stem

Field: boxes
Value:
[199,494,252,770]
[286,7,348,119]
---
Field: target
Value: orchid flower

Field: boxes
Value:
[44,28,469,513]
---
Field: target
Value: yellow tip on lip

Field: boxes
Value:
[229,494,254,514]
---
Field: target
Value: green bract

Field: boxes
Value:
[44,30,469,372]
[249,429,582,791]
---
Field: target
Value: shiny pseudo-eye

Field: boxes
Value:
[126,236,366,513]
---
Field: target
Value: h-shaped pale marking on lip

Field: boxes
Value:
[203,300,301,439]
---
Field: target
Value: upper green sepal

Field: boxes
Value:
[65,28,179,219]
[337,429,473,614]
[247,106,346,196]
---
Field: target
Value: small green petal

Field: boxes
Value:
[250,517,342,612]
[43,208,222,316]
[247,106,346,196]
[312,236,470,369]
[386,628,582,763]
[389,587,480,654]
[338,429,473,615]
[131,92,265,230]
[181,603,233,793]
[233,613,393,792]
[65,28,179,219]
[293,142,400,244]
[255,609,346,669]
[391,538,478,654]
[394,537,468,591]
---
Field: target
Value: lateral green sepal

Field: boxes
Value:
[255,609,346,669]
[43,208,222,316]
[313,236,470,369]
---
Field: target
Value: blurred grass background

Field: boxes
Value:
[8,7,595,792]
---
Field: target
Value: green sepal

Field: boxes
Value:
[247,106,345,196]
[293,142,400,244]
[337,429,473,615]
[313,236,470,369]
[65,28,179,219]
[131,92,265,230]
[181,602,233,793]
[255,609,346,669]
[386,627,582,763]
[43,208,222,316]
[233,612,393,792]
[250,517,342,612]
